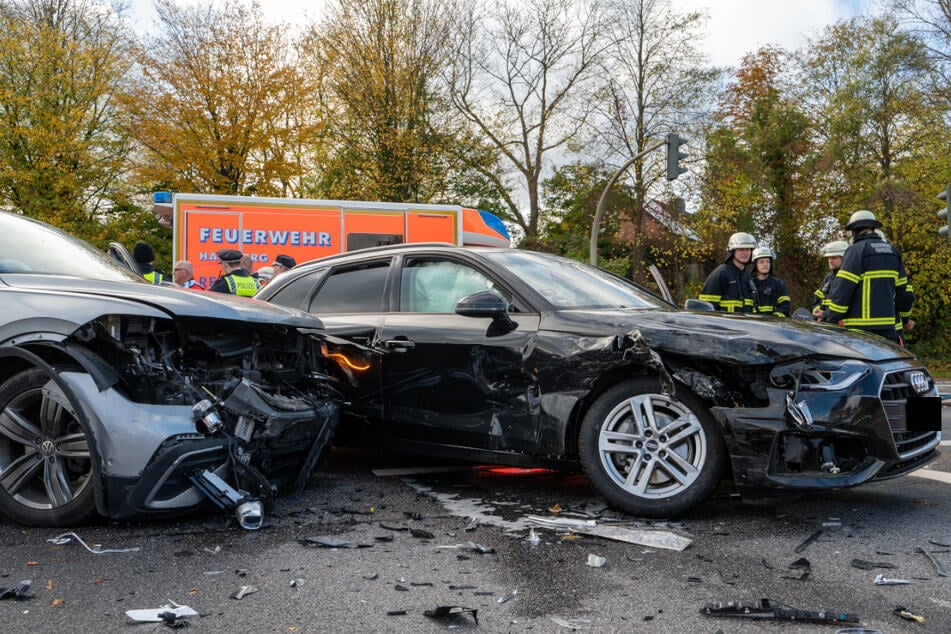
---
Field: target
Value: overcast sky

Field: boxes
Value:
[128,0,876,68]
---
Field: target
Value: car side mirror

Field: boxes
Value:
[684,298,715,311]
[456,291,516,335]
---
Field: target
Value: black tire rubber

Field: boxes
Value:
[578,377,726,518]
[0,368,98,526]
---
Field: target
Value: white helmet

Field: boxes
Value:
[821,240,849,258]
[752,246,775,261]
[726,232,757,251]
[846,209,882,231]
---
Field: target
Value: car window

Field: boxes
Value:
[309,260,390,313]
[400,258,501,313]
[484,249,663,309]
[265,269,326,310]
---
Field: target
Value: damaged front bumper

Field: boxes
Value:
[711,362,941,493]
[56,370,339,527]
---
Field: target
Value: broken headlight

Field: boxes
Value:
[770,359,868,392]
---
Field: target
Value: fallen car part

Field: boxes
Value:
[423,605,478,624]
[874,574,912,585]
[916,546,949,577]
[0,580,33,600]
[894,605,925,622]
[46,531,140,554]
[526,515,692,551]
[189,469,263,530]
[498,589,517,604]
[701,598,859,624]
[587,554,607,568]
[298,536,351,548]
[433,541,496,554]
[850,558,896,570]
[231,585,259,600]
[125,602,198,622]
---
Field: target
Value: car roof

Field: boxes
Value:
[293,243,507,269]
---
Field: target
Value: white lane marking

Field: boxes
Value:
[940,440,951,447]
[909,469,951,484]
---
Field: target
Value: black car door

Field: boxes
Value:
[377,255,541,452]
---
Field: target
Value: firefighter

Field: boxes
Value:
[209,249,257,296]
[811,240,849,318]
[133,241,165,285]
[819,210,914,343]
[699,232,757,313]
[750,247,790,316]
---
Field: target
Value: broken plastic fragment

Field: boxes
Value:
[231,585,259,600]
[526,516,691,551]
[410,528,435,539]
[125,602,198,622]
[434,541,495,554]
[528,528,541,546]
[550,615,592,629]
[424,605,478,624]
[0,580,33,601]
[794,530,822,553]
[297,536,351,548]
[586,554,606,568]
[916,546,949,577]
[464,517,480,532]
[874,574,912,585]
[894,605,925,622]
[851,559,896,570]
[47,532,140,554]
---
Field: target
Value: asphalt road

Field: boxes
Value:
[0,404,948,633]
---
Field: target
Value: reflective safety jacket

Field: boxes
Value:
[209,269,257,296]
[752,275,790,317]
[141,265,165,285]
[700,262,754,313]
[822,232,914,341]
[811,270,837,312]
[182,278,205,290]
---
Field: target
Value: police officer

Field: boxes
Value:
[811,240,849,318]
[272,254,296,278]
[209,249,257,296]
[750,247,790,316]
[699,232,757,313]
[820,210,914,343]
[133,241,165,285]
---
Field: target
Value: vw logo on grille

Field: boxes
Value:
[645,439,660,451]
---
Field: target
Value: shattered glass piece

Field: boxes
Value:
[235,569,248,577]
[404,511,423,521]
[551,615,592,629]
[297,536,351,548]
[290,578,305,588]
[424,605,478,624]
[379,522,408,532]
[374,535,394,542]
[449,585,477,590]
[125,603,198,622]
[46,532,140,554]
[528,528,541,546]
[686,577,702,583]
[231,585,258,600]
[395,584,409,591]
[411,582,433,587]
[874,574,912,585]
[929,539,951,548]
[386,610,407,616]
[363,573,379,581]
[410,528,435,539]
[794,530,822,553]
[498,589,517,604]
[464,517,480,532]
[586,554,606,568]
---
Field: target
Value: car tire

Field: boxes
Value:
[578,377,726,518]
[0,368,98,526]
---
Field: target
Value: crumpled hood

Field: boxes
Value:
[553,308,912,364]
[4,274,324,329]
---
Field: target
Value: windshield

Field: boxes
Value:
[0,212,144,282]
[485,250,666,310]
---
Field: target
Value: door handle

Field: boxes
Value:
[383,339,416,352]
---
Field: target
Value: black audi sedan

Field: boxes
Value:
[256,243,942,517]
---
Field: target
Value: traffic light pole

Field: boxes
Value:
[588,140,665,266]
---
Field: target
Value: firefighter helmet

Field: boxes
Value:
[821,240,849,258]
[726,232,757,252]
[752,246,775,261]
[845,209,882,231]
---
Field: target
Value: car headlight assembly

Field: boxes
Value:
[770,359,869,392]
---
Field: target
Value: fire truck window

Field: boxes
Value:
[309,261,390,313]
[347,233,403,252]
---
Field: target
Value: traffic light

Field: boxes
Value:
[666,133,688,181]
[939,185,951,239]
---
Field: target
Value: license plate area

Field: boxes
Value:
[906,397,942,433]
